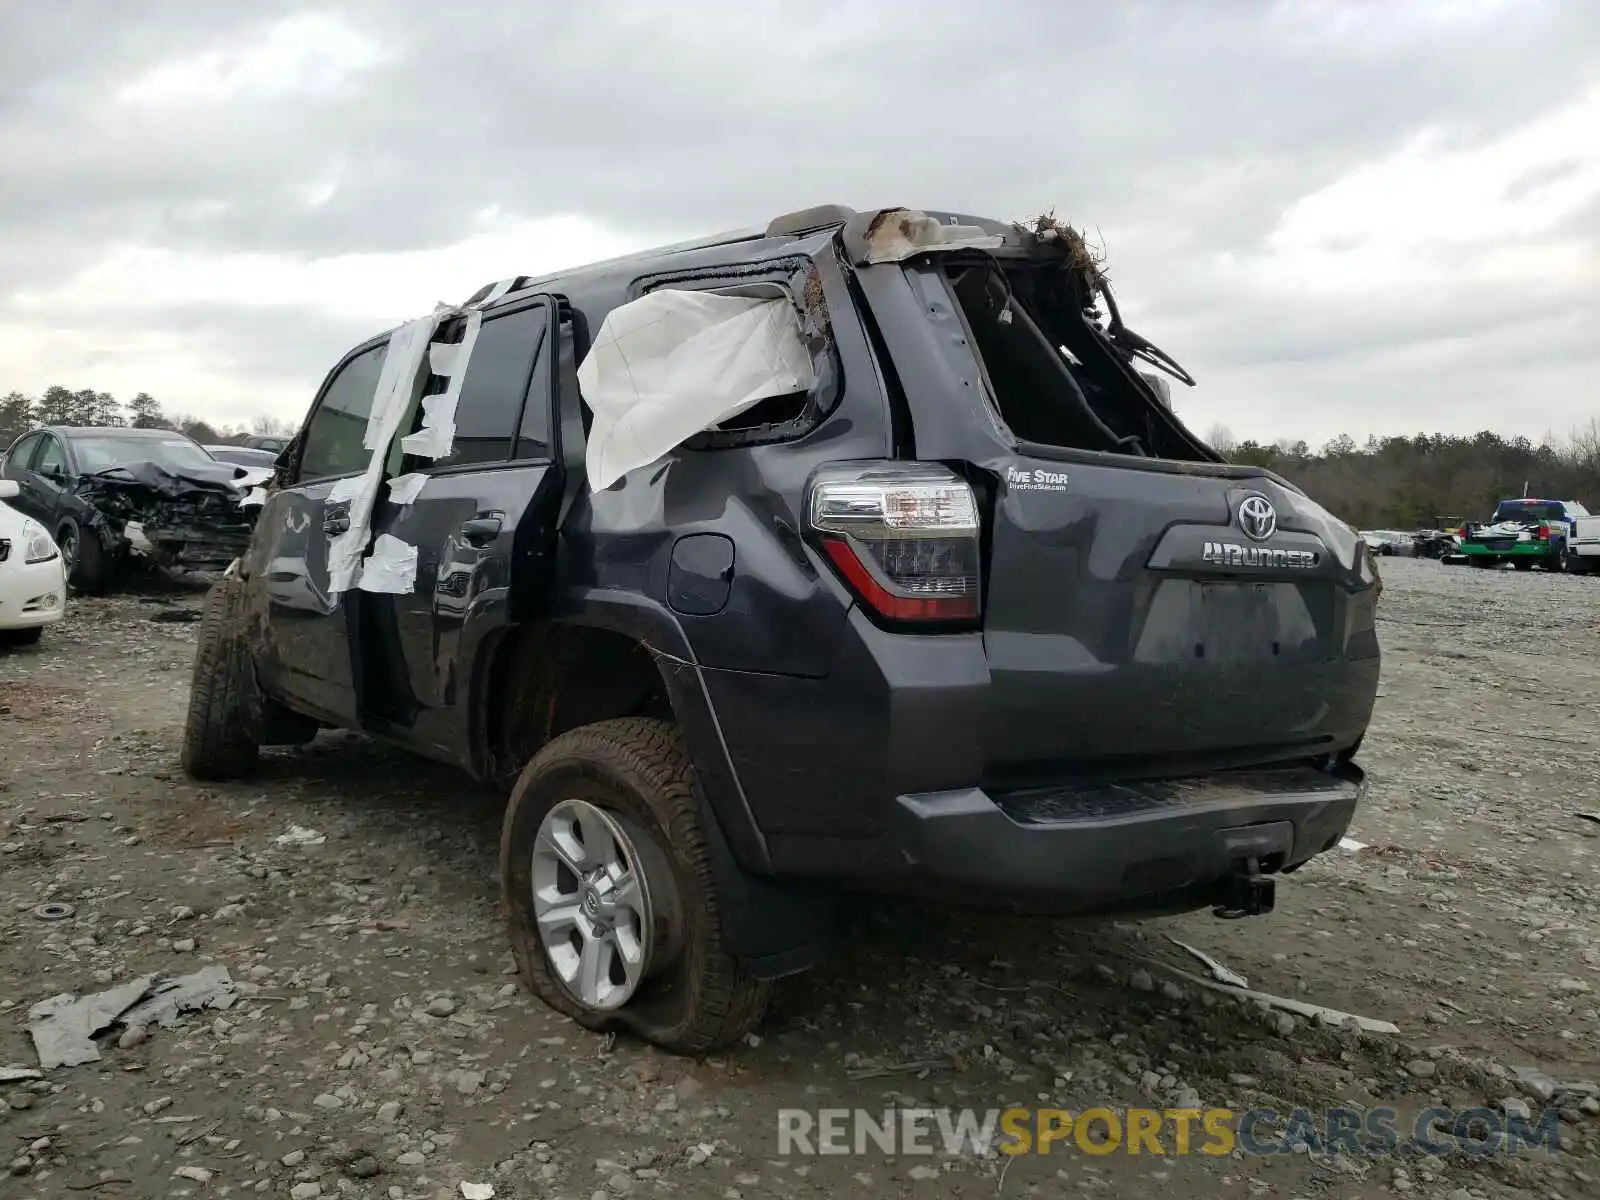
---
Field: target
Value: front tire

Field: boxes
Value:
[179,575,262,780]
[0,626,43,647]
[500,717,770,1054]
[58,518,115,594]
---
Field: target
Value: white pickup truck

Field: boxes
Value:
[1569,514,1600,573]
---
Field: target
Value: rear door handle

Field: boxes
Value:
[460,516,502,546]
[323,503,350,536]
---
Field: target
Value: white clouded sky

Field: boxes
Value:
[0,1,1595,447]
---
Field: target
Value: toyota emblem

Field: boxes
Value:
[1236,493,1277,542]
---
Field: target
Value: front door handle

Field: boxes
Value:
[460,516,502,546]
[323,503,350,536]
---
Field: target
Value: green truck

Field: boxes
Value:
[1458,498,1588,571]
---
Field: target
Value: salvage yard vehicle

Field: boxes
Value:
[1458,497,1587,571]
[1360,530,1413,556]
[0,478,66,644]
[0,426,265,592]
[180,205,1383,1053]
[1567,514,1600,574]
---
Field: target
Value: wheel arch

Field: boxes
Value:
[469,590,771,873]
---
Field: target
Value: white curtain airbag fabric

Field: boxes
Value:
[576,290,815,491]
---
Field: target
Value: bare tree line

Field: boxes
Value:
[1206,420,1600,528]
[0,385,295,450]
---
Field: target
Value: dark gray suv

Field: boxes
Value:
[181,205,1382,1053]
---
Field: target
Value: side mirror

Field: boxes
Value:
[0,479,18,500]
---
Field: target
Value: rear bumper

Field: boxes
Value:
[879,763,1362,911]
[1460,541,1554,557]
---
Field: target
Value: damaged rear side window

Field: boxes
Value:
[636,261,839,451]
[941,259,1206,462]
[299,344,388,481]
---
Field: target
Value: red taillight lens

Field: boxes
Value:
[1536,524,1550,540]
[808,463,981,625]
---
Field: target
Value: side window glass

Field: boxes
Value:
[425,305,549,468]
[6,434,40,471]
[515,317,558,460]
[33,436,66,476]
[298,345,387,481]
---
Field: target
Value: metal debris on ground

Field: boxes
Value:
[844,1059,950,1081]
[1165,936,1249,988]
[32,902,76,922]
[1575,812,1600,826]
[148,609,202,624]
[26,967,237,1070]
[0,1065,44,1083]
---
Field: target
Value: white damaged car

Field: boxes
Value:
[0,478,67,644]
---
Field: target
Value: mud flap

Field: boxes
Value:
[695,790,835,980]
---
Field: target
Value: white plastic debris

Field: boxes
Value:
[1166,937,1249,988]
[460,1184,496,1200]
[1339,836,1369,851]
[1150,960,1400,1034]
[577,289,815,490]
[274,824,326,847]
[356,534,419,594]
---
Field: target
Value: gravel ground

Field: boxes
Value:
[1,558,1598,1200]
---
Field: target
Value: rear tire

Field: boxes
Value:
[180,575,262,780]
[1513,560,1533,571]
[500,717,770,1054]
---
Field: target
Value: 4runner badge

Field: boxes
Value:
[1201,542,1319,569]
[1005,466,1069,493]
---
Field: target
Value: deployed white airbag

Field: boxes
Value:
[576,289,814,490]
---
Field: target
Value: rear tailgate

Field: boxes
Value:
[844,238,1380,788]
[982,453,1379,787]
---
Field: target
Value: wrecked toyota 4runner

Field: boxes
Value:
[0,426,267,591]
[181,205,1382,1053]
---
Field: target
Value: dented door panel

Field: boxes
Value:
[360,462,558,755]
[243,482,359,726]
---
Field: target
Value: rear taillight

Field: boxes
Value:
[1536,524,1551,540]
[808,463,981,623]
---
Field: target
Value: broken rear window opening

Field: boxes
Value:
[74,435,215,474]
[941,256,1211,463]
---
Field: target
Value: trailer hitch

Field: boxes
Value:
[1212,856,1276,919]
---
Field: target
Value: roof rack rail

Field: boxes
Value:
[765,205,857,238]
